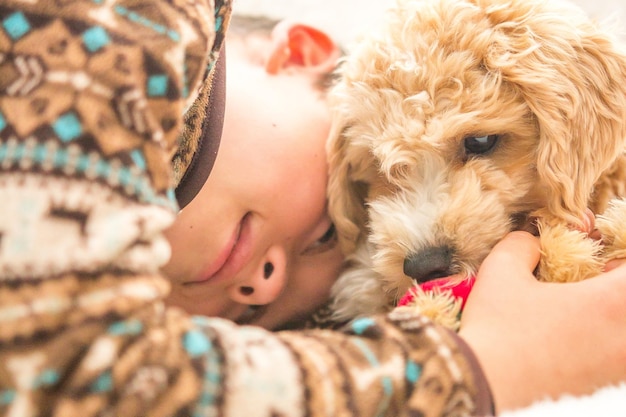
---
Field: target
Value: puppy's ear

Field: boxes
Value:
[326,119,372,254]
[487,4,626,226]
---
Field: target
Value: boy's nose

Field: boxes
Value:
[228,246,287,305]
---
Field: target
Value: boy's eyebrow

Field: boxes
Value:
[175,48,227,208]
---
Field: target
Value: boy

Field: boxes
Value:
[163,14,345,330]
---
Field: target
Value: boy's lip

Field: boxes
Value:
[186,212,254,285]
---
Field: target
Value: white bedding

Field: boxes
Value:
[502,383,626,417]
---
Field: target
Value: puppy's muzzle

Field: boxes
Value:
[403,246,453,283]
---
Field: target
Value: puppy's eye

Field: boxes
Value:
[464,134,499,155]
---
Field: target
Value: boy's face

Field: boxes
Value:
[162,29,344,329]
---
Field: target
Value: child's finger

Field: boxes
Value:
[476,231,541,285]
[604,258,626,273]
[580,208,596,234]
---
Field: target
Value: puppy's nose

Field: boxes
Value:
[403,246,453,283]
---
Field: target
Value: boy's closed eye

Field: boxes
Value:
[301,222,338,256]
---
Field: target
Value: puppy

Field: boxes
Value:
[326,0,626,326]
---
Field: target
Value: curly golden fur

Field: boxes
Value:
[326,0,626,323]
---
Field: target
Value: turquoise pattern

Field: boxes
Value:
[53,148,68,167]
[0,390,15,405]
[351,338,393,417]
[108,319,144,336]
[82,26,110,53]
[351,317,376,335]
[114,5,180,42]
[148,74,169,97]
[130,149,146,171]
[53,112,83,142]
[2,11,30,40]
[95,159,111,177]
[191,323,222,417]
[91,371,113,393]
[405,360,422,383]
[183,329,212,358]
[34,369,60,388]
[0,139,177,210]
[76,154,90,172]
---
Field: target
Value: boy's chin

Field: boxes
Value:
[245,306,308,330]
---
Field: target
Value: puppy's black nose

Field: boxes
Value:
[403,246,453,283]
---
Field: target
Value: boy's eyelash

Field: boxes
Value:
[302,223,338,256]
[318,223,336,244]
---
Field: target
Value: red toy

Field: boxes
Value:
[397,276,476,330]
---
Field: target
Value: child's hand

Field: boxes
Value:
[459,231,626,412]
[579,208,597,236]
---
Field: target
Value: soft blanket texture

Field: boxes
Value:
[501,383,626,417]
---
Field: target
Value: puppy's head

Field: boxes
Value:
[327,0,626,291]
[480,0,626,226]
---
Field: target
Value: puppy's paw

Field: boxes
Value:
[596,198,626,262]
[537,220,603,283]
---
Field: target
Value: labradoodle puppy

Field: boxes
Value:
[326,0,626,326]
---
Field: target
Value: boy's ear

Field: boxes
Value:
[266,20,341,74]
